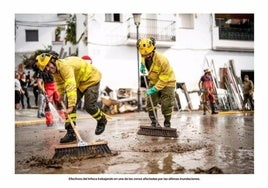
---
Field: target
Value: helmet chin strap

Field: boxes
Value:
[145,51,154,59]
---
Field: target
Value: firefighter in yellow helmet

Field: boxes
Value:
[137,37,176,127]
[35,53,107,143]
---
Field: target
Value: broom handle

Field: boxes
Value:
[142,74,159,124]
[60,101,83,141]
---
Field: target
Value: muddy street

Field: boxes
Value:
[15,111,254,174]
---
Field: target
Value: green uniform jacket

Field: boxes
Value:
[52,56,102,107]
[141,52,176,90]
[243,80,254,95]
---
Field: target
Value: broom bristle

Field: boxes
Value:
[137,126,178,138]
[53,141,111,159]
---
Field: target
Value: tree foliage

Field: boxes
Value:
[65,15,76,45]
[22,46,52,70]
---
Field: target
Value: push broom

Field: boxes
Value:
[137,74,178,138]
[52,102,111,159]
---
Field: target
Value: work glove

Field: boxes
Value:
[140,63,147,74]
[146,86,158,96]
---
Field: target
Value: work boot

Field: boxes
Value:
[164,120,171,128]
[164,115,171,128]
[60,122,77,143]
[95,116,107,135]
[211,103,218,115]
[60,129,76,143]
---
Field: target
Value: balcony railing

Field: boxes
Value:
[127,17,176,42]
[219,27,254,41]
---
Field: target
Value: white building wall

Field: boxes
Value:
[176,14,212,49]
[15,14,61,53]
[88,45,138,91]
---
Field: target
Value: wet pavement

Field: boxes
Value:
[15,108,254,174]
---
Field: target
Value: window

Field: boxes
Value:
[105,14,121,22]
[25,30,38,42]
[179,14,194,29]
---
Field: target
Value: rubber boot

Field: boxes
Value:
[164,115,171,128]
[60,122,76,143]
[95,116,107,135]
[211,103,218,114]
[149,111,159,127]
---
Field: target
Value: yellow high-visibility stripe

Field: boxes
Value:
[164,112,172,116]
[66,118,77,122]
[69,113,76,118]
[148,106,158,111]
[65,113,77,122]
[92,109,101,118]
[95,115,102,121]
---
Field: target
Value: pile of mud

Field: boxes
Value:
[16,151,118,169]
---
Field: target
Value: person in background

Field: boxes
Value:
[31,75,39,107]
[36,75,45,118]
[242,74,254,111]
[19,72,32,109]
[15,71,24,110]
[137,37,176,128]
[26,71,32,86]
[198,68,218,115]
[35,52,65,126]
[35,53,107,143]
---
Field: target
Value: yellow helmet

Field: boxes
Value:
[35,53,53,71]
[137,38,155,55]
